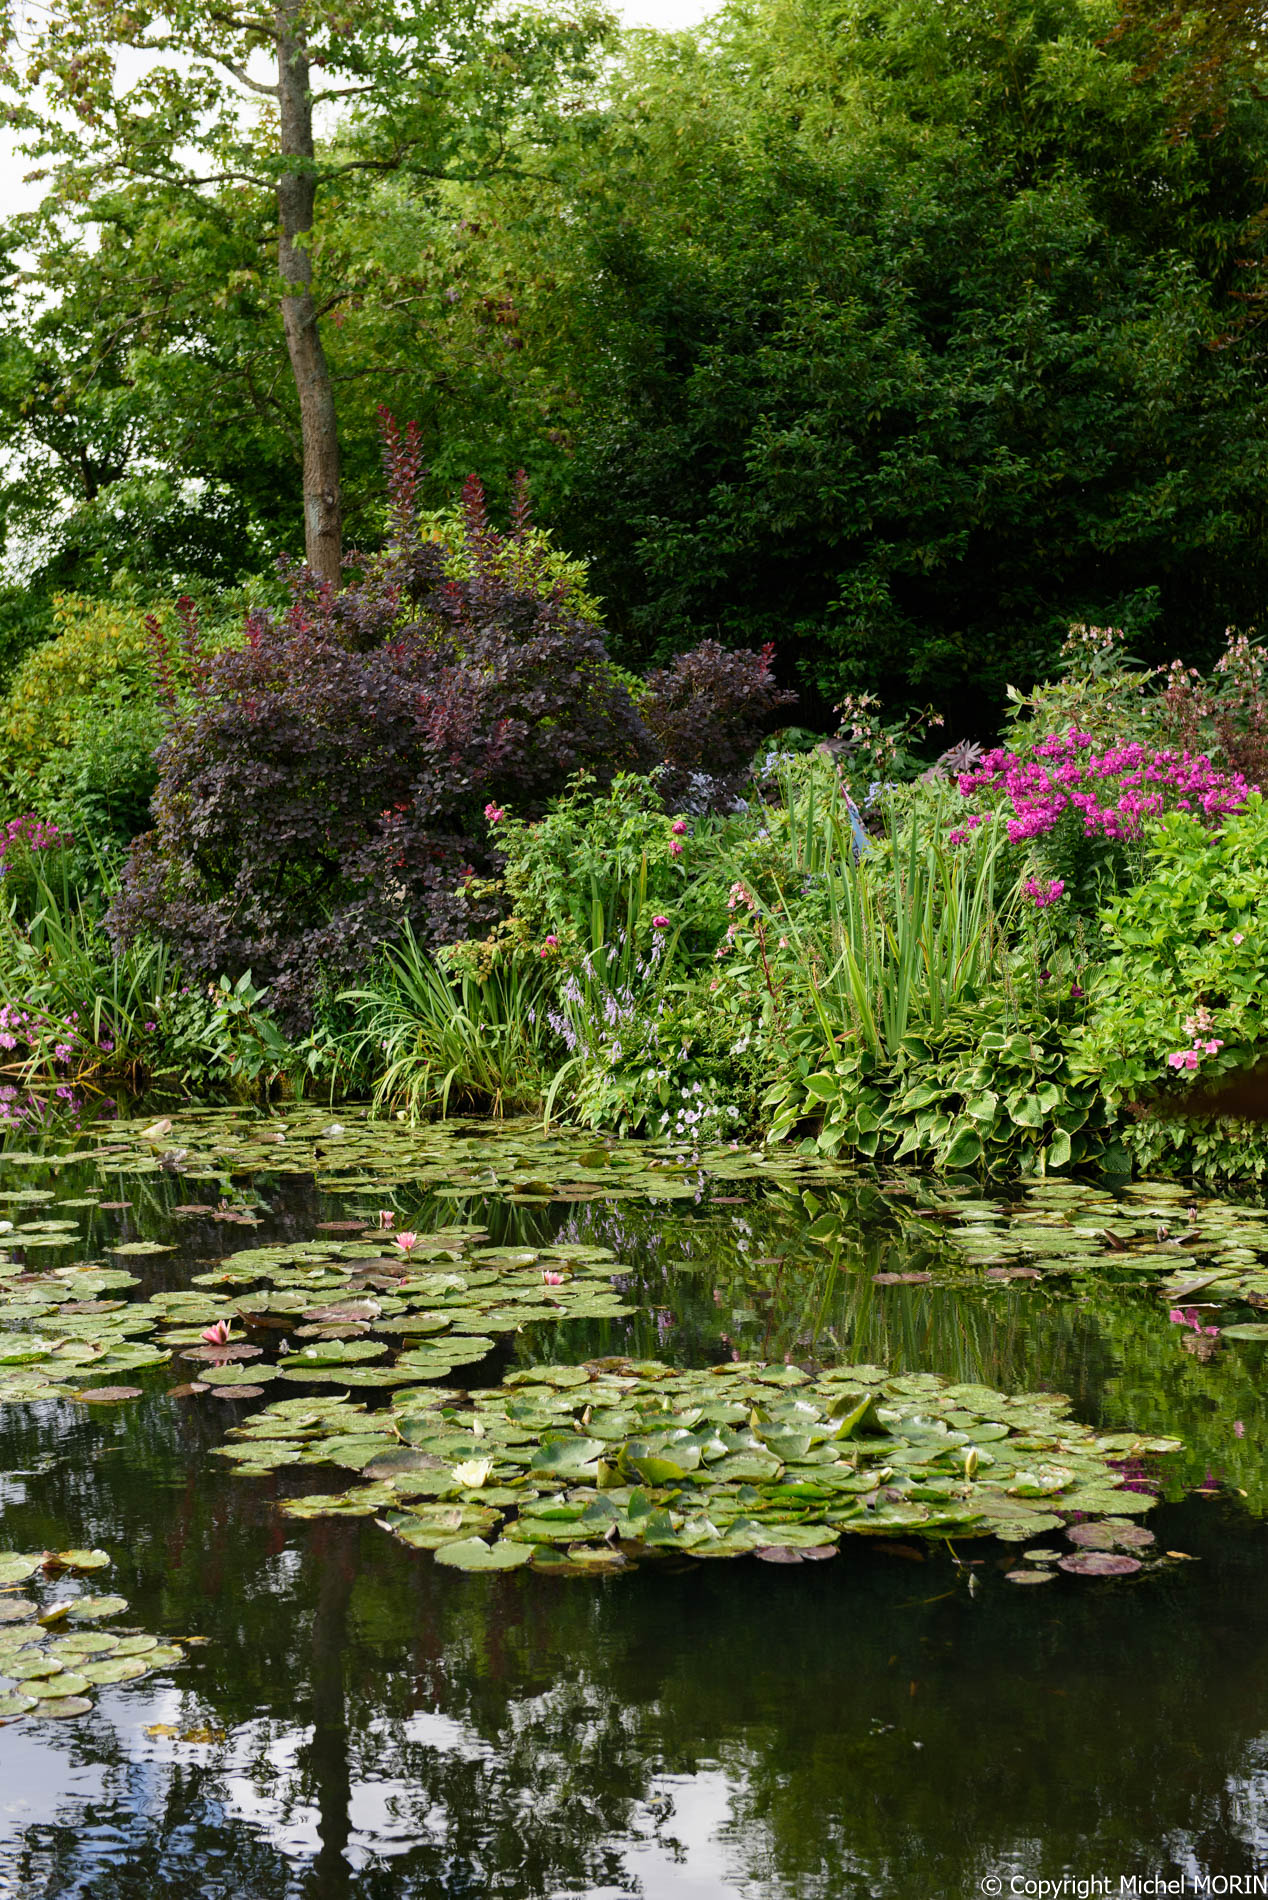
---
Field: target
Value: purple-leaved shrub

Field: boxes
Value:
[109,419,655,1028]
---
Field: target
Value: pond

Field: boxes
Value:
[0,1109,1267,1899]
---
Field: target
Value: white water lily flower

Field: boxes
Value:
[453,1459,493,1488]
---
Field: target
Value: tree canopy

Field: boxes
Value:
[2,0,1268,724]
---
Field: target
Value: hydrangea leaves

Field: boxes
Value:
[216,1358,1178,1577]
[0,1551,187,1724]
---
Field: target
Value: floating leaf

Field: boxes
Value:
[0,1555,41,1586]
[1057,1551,1143,1578]
[433,1538,534,1572]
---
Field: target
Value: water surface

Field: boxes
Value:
[0,1133,1265,1898]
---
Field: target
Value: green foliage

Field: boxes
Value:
[464,773,734,971]
[1072,796,1268,1106]
[0,595,154,773]
[0,846,175,1081]
[498,0,1268,718]
[345,927,555,1121]
[770,1003,1113,1177]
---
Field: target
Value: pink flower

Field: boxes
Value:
[484,803,505,824]
[542,1270,565,1285]
[201,1320,232,1345]
[377,1210,395,1228]
[671,819,688,836]
[1233,933,1245,945]
[1205,1040,1223,1055]
[1166,1052,1188,1069]
[651,915,670,930]
[1023,877,1065,909]
[394,1232,420,1255]
[668,839,684,857]
[1184,1051,1199,1070]
[1235,1420,1246,1438]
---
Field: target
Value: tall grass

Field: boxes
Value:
[344,927,555,1122]
[773,769,1017,1062]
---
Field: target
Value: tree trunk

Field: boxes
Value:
[276,6,342,583]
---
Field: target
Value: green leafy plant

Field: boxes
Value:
[345,925,554,1121]
[1071,795,1268,1109]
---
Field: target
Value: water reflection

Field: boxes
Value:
[1,1153,1268,1894]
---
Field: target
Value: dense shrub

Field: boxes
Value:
[956,730,1256,922]
[0,594,154,772]
[639,640,795,805]
[110,440,656,1029]
[1071,797,1268,1109]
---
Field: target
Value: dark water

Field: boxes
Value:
[1,1149,1267,1899]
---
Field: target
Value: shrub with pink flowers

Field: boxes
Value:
[957,728,1256,920]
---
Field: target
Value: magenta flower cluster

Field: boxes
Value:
[958,729,1255,844]
[0,813,66,858]
[1023,877,1065,909]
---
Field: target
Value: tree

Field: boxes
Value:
[461,0,1268,726]
[0,0,608,581]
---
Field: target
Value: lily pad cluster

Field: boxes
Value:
[70,1108,841,1204]
[0,1218,639,1403]
[812,1177,1268,1311]
[0,1257,169,1401]
[215,1357,1180,1576]
[0,1549,186,1721]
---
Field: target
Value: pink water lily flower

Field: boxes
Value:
[542,1270,565,1285]
[394,1232,420,1255]
[201,1320,232,1345]
[1169,1306,1220,1337]
[377,1210,395,1228]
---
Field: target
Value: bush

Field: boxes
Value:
[639,640,795,805]
[1070,796,1268,1111]
[109,436,656,1031]
[0,593,154,773]
[955,729,1255,925]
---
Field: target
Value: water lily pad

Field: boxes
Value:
[78,1656,151,1684]
[29,1671,91,1697]
[5,1654,63,1680]
[0,1555,41,1586]
[1066,1521,1155,1551]
[76,1387,144,1404]
[51,1550,111,1572]
[67,1596,129,1620]
[1057,1551,1143,1577]
[0,1691,37,1717]
[433,1538,534,1571]
[30,1695,93,1718]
